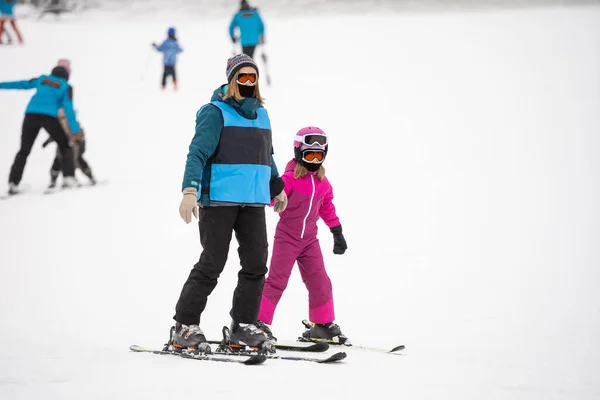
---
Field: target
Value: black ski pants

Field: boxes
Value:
[162,65,176,86]
[242,45,256,59]
[9,113,74,185]
[175,206,269,326]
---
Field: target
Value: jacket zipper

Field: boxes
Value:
[300,175,315,239]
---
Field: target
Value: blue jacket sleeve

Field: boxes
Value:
[181,104,223,191]
[61,89,81,134]
[229,13,239,39]
[156,40,167,52]
[0,78,38,90]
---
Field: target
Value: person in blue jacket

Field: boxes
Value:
[168,54,288,353]
[229,0,264,59]
[0,0,23,45]
[152,26,183,90]
[0,65,81,195]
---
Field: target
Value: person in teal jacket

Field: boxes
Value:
[168,54,288,354]
[229,0,264,59]
[0,65,81,195]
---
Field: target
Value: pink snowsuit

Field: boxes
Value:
[258,159,341,325]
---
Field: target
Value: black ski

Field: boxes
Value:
[266,351,346,364]
[129,345,266,365]
[207,339,329,353]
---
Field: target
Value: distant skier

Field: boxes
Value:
[0,65,81,195]
[229,0,264,59]
[0,0,23,45]
[42,59,96,188]
[256,127,349,344]
[152,27,183,90]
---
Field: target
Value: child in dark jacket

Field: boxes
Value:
[43,59,96,188]
[152,26,183,90]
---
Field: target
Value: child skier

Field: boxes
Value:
[0,0,23,45]
[152,27,183,90]
[256,126,349,344]
[43,59,96,188]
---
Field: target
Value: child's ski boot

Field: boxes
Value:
[300,319,351,345]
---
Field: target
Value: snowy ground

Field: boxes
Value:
[0,3,599,400]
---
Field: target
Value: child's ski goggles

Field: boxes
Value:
[302,150,325,163]
[237,73,257,85]
[295,134,328,147]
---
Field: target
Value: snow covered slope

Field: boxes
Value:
[0,4,599,400]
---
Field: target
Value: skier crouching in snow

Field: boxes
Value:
[256,127,349,344]
[0,65,81,195]
[152,26,182,90]
[172,54,288,353]
[42,59,96,188]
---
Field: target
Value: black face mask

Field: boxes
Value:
[238,84,256,98]
[301,160,322,172]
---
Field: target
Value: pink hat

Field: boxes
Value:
[57,58,71,74]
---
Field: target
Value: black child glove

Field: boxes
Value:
[330,225,347,255]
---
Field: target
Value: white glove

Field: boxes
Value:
[273,190,288,213]
[179,187,198,223]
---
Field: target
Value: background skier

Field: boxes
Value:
[152,26,183,90]
[229,0,264,59]
[0,0,23,45]
[0,65,81,195]
[43,59,97,188]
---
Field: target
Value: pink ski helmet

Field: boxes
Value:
[57,58,71,75]
[294,126,328,163]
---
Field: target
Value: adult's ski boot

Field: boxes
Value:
[166,323,211,354]
[227,321,275,353]
[255,320,277,342]
[300,319,351,345]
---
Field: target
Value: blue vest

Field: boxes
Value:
[203,101,272,205]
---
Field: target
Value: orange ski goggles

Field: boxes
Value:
[302,150,325,163]
[237,73,257,85]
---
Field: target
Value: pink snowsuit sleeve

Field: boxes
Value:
[319,178,340,228]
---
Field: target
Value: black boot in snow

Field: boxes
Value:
[255,320,277,342]
[230,321,275,352]
[169,323,211,353]
[301,319,350,345]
